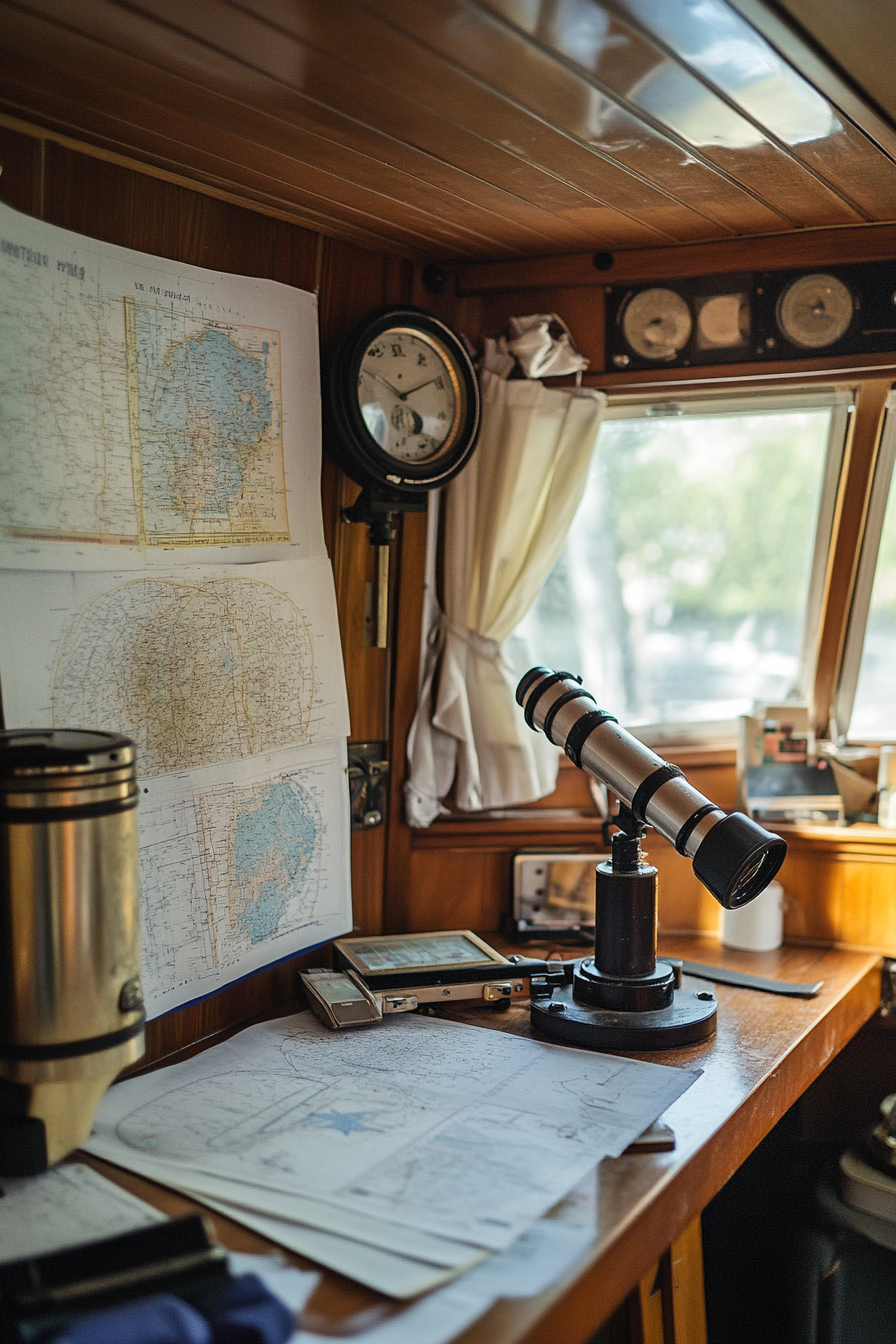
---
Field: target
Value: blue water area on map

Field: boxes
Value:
[232,780,318,943]
[138,322,273,518]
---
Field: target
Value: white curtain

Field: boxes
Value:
[405,369,606,826]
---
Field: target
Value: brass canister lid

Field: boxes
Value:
[0,730,136,780]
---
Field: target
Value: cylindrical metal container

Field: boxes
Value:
[0,730,144,1174]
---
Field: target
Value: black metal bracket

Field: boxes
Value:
[348,742,390,830]
[341,485,427,547]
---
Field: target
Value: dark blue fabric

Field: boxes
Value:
[50,1275,294,1344]
[52,1293,212,1344]
[205,1273,294,1344]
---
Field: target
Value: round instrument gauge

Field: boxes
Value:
[328,306,480,492]
[776,273,855,349]
[621,288,693,361]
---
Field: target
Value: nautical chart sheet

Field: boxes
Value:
[0,201,322,569]
[87,1012,699,1251]
[0,561,353,1017]
[136,742,351,1017]
[0,559,350,770]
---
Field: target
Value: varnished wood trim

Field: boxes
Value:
[810,380,891,735]
[0,110,424,256]
[457,225,896,293]
[778,821,896,855]
[589,355,896,392]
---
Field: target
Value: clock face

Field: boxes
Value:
[357,328,463,464]
[328,305,480,493]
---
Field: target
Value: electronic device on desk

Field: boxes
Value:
[747,760,843,825]
[512,851,601,937]
[516,668,787,1051]
[299,931,556,1031]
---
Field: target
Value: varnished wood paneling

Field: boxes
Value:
[478,0,896,223]
[774,0,896,132]
[0,123,41,215]
[1,26,492,258]
[781,827,896,952]
[405,0,866,228]
[5,0,896,260]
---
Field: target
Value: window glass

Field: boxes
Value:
[516,393,846,734]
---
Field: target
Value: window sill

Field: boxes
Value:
[776,821,896,856]
[411,808,605,849]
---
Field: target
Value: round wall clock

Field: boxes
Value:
[327,306,481,493]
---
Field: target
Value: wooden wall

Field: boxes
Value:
[0,121,413,1067]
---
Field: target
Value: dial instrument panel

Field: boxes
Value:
[606,260,896,371]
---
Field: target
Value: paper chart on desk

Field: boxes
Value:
[100,1158,485,1269]
[297,1219,596,1344]
[195,1194,466,1299]
[0,201,324,570]
[87,1011,698,1252]
[0,1163,165,1264]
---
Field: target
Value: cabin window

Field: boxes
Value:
[835,390,896,741]
[514,388,851,744]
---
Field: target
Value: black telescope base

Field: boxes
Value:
[530,977,717,1052]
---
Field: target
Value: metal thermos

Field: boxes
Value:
[0,730,144,1175]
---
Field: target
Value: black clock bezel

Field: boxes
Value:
[327,305,481,493]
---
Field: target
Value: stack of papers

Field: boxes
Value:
[86,1011,699,1299]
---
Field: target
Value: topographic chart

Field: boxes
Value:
[0,561,352,1017]
[127,303,287,545]
[51,575,315,776]
[0,560,349,778]
[138,743,351,1016]
[0,200,322,568]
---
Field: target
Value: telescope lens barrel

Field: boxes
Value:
[516,667,786,909]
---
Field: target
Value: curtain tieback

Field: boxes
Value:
[438,615,508,666]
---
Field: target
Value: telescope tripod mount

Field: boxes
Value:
[530,820,717,1051]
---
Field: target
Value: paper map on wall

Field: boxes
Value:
[134,744,349,1017]
[0,201,323,569]
[0,203,352,1016]
[0,561,348,774]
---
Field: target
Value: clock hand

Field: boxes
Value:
[399,375,443,400]
[365,369,403,398]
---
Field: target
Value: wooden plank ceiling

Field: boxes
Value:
[3,0,896,260]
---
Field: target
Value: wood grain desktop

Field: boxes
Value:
[82,935,882,1344]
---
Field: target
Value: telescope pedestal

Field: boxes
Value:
[530,973,717,1051]
[530,828,717,1051]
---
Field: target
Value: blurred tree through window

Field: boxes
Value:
[516,393,847,735]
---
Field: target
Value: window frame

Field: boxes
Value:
[519,383,853,745]
[833,389,896,742]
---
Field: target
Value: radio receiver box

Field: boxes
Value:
[512,851,603,935]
